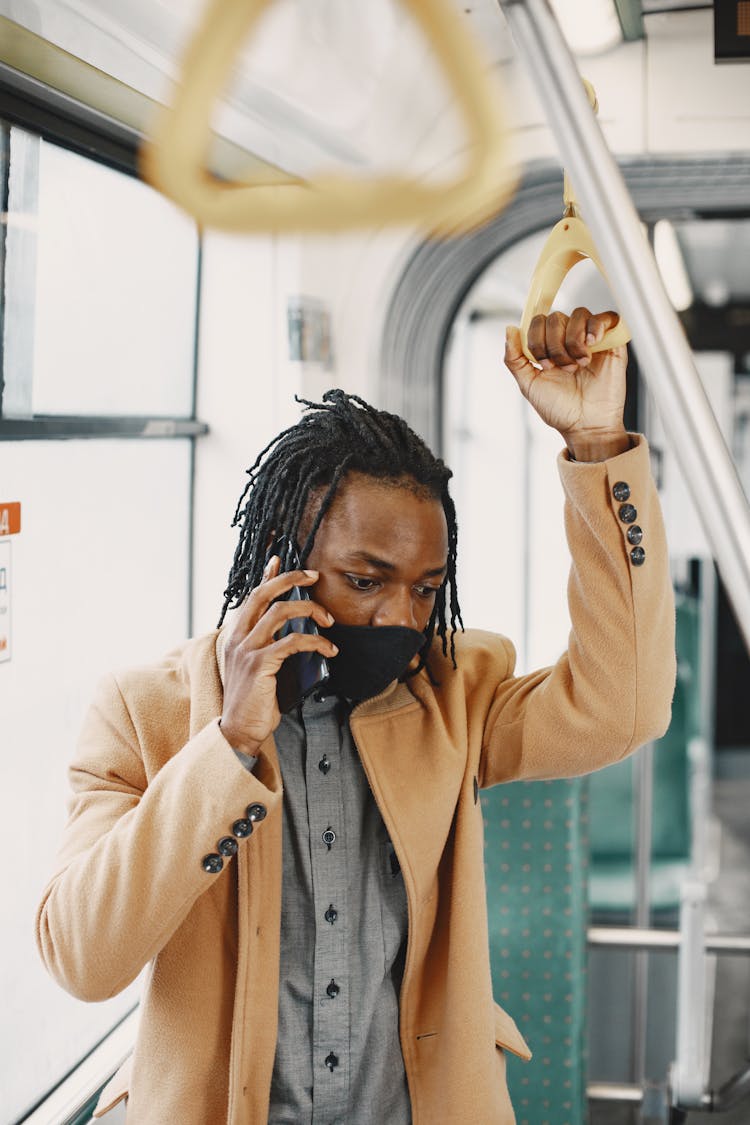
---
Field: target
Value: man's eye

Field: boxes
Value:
[415,585,439,599]
[346,575,378,591]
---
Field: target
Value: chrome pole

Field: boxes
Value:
[588,927,750,955]
[632,743,654,1086]
[499,0,750,653]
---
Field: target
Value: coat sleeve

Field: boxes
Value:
[478,435,676,786]
[35,667,282,1002]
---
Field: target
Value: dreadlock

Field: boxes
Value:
[219,388,463,671]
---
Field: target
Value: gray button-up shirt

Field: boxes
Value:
[263,691,411,1124]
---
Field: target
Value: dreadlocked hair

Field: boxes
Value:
[219,388,463,672]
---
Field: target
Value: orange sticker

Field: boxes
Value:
[0,503,21,537]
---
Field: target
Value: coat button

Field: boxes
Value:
[612,481,631,502]
[627,525,643,545]
[232,818,253,838]
[217,836,238,857]
[202,853,223,874]
[325,904,338,924]
[618,503,637,524]
[630,546,646,566]
[318,754,331,775]
[322,827,336,849]
[326,978,340,998]
[246,803,267,822]
[325,1052,339,1072]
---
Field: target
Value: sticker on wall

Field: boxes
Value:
[0,502,21,538]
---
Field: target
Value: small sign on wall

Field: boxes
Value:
[0,502,21,664]
[287,297,333,368]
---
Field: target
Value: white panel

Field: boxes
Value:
[526,414,570,672]
[647,9,750,153]
[192,231,297,636]
[443,313,529,668]
[25,136,198,416]
[502,38,647,166]
[0,439,190,1122]
[647,351,735,560]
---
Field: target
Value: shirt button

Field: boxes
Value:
[202,854,223,874]
[318,754,331,775]
[322,827,336,849]
[618,503,637,524]
[325,1052,339,1072]
[325,904,338,924]
[630,546,646,566]
[627,524,643,546]
[612,481,631,502]
[326,978,340,998]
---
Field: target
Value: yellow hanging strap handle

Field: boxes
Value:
[519,79,630,364]
[141,0,518,236]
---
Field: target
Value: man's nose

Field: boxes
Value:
[372,588,419,630]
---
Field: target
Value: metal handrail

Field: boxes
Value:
[588,926,750,955]
[500,0,750,654]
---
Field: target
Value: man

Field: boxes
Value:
[37,310,675,1124]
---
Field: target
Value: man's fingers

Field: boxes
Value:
[544,311,579,372]
[526,314,553,368]
[247,596,334,649]
[504,325,539,397]
[586,310,619,347]
[226,564,319,643]
[270,632,339,663]
[261,554,281,582]
[507,310,622,379]
[566,307,593,364]
[248,567,319,616]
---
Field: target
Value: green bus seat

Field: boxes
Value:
[483,777,589,1125]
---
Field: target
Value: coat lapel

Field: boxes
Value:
[351,681,466,904]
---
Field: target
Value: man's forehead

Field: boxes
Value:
[312,477,448,563]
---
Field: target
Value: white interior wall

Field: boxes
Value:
[645,352,736,561]
[192,233,305,636]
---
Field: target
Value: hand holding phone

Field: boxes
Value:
[270,538,331,713]
[219,546,336,753]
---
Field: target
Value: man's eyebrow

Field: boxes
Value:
[343,551,447,577]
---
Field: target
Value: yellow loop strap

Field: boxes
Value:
[519,78,630,362]
[519,216,630,361]
[141,0,518,235]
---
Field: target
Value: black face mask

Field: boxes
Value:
[319,623,426,702]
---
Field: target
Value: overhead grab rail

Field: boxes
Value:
[519,78,630,364]
[142,0,518,235]
[500,0,750,656]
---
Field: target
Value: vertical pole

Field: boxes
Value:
[499,0,750,653]
[632,744,654,1087]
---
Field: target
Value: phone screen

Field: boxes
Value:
[271,538,331,712]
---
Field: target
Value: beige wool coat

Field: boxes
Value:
[36,437,676,1124]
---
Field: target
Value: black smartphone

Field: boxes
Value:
[268,536,330,713]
